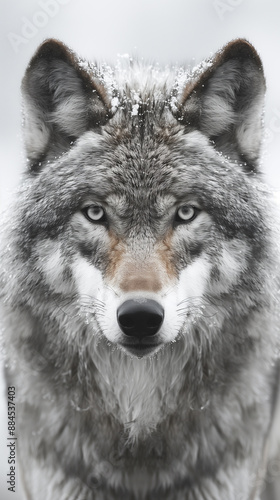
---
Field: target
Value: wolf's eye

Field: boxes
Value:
[82,205,106,223]
[175,205,199,224]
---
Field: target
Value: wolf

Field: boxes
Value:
[1,38,280,500]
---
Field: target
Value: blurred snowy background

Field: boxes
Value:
[0,0,280,498]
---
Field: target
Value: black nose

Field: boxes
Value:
[117,299,164,339]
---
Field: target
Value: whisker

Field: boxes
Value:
[176,295,221,321]
[177,296,205,307]
[52,292,107,320]
[162,284,177,298]
[79,295,105,306]
[104,284,120,297]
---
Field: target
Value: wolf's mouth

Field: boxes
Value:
[120,342,162,357]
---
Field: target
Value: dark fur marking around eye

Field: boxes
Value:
[188,242,203,259]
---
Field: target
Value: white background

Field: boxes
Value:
[0,0,280,498]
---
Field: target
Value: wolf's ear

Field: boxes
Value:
[22,39,111,167]
[178,39,266,170]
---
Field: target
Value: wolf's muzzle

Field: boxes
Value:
[117,299,164,339]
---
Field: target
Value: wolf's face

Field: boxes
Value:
[59,129,216,357]
[10,39,269,361]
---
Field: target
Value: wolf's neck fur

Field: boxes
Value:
[90,338,190,442]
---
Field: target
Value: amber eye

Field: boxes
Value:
[175,205,200,224]
[82,205,106,223]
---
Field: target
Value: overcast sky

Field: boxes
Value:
[1,1,280,498]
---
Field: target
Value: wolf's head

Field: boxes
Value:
[4,39,273,365]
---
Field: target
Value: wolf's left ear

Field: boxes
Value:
[178,39,266,170]
[22,39,111,167]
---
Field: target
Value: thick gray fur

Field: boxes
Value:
[1,38,280,500]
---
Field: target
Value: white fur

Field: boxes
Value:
[72,257,104,301]
[35,240,73,294]
[210,240,248,295]
[22,98,50,160]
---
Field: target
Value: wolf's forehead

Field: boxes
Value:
[106,191,176,214]
[76,128,219,202]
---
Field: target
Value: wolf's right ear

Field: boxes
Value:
[22,39,111,168]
